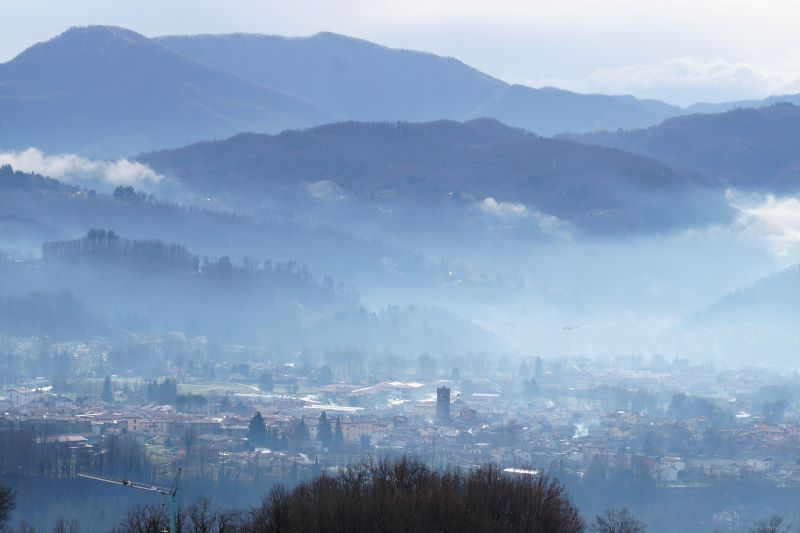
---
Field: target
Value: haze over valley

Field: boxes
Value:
[2,10,800,532]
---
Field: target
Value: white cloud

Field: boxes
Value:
[477,197,568,236]
[730,191,800,257]
[0,147,163,186]
[478,197,528,217]
[307,180,349,201]
[521,57,800,107]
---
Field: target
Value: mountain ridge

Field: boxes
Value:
[0,25,689,157]
[0,25,338,157]
[139,118,731,236]
[155,30,682,136]
[564,103,800,192]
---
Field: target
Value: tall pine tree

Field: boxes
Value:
[101,376,113,403]
[248,411,268,448]
[317,411,332,447]
[333,416,344,452]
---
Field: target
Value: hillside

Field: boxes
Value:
[684,264,800,361]
[0,26,684,158]
[0,229,496,352]
[698,265,800,325]
[686,93,800,115]
[0,165,444,291]
[568,103,800,192]
[157,31,680,136]
[140,119,730,235]
[0,26,336,157]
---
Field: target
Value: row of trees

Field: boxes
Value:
[40,230,352,298]
[0,422,151,481]
[247,412,346,453]
[42,229,198,273]
[146,378,178,405]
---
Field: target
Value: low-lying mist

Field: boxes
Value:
[2,142,800,367]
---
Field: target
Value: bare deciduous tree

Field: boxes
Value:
[591,508,646,533]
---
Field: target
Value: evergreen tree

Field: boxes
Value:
[291,419,310,450]
[517,360,530,379]
[522,378,540,399]
[101,375,113,403]
[146,377,178,405]
[317,411,333,447]
[259,370,274,392]
[248,411,268,448]
[333,416,344,451]
[534,356,544,382]
[316,365,333,386]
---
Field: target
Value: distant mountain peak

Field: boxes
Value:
[12,25,147,61]
[61,25,146,42]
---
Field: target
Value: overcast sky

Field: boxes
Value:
[3,0,800,106]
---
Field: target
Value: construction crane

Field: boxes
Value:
[79,468,181,533]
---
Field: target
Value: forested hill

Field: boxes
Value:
[567,103,800,192]
[41,229,348,298]
[140,119,731,235]
[0,26,336,156]
[0,164,77,193]
[0,166,450,295]
[43,229,200,273]
[696,264,800,325]
[0,230,499,354]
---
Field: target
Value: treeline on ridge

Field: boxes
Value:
[41,229,351,296]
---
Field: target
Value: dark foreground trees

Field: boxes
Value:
[114,458,583,533]
[590,508,646,533]
[0,485,16,531]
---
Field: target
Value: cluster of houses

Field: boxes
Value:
[5,366,800,490]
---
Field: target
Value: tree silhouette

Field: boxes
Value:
[290,420,310,451]
[248,412,268,448]
[534,356,544,382]
[101,375,113,403]
[317,412,332,448]
[333,416,344,452]
[0,485,15,531]
[258,370,274,392]
[591,508,646,533]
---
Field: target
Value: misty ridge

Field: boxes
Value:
[0,225,496,356]
[1,25,800,364]
[0,24,792,159]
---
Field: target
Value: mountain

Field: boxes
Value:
[0,165,460,299]
[156,31,681,136]
[685,93,800,115]
[0,26,336,157]
[0,227,498,352]
[685,264,800,362]
[566,103,800,192]
[0,26,686,157]
[139,118,730,235]
[0,290,103,339]
[699,264,800,325]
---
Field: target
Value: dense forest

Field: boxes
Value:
[140,119,730,236]
[569,103,800,192]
